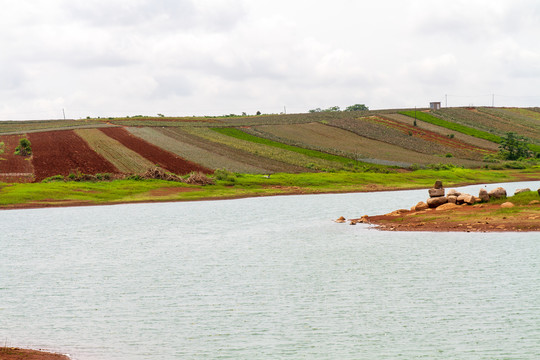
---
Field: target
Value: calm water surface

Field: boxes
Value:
[1,181,539,359]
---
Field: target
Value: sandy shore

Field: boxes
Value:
[0,348,69,360]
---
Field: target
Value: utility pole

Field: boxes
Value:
[492,94,495,108]
[62,108,66,120]
[445,94,448,108]
[284,106,286,115]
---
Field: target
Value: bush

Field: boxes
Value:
[214,169,236,183]
[42,175,65,183]
[14,138,32,156]
[498,132,532,160]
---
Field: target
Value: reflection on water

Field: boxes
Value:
[1,181,539,359]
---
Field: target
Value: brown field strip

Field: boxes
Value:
[253,123,484,167]
[75,128,155,173]
[28,130,119,181]
[99,127,211,175]
[126,127,277,173]
[0,134,35,182]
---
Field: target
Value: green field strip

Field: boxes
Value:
[401,111,540,154]
[212,127,364,165]
[399,111,502,143]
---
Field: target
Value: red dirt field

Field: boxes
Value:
[0,134,34,182]
[100,127,211,175]
[28,130,119,181]
[0,348,69,360]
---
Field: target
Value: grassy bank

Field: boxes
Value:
[1,168,538,209]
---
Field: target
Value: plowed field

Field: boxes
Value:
[75,128,155,173]
[0,134,34,182]
[99,127,211,175]
[28,130,119,181]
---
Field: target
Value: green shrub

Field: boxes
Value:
[214,169,237,183]
[14,138,32,156]
[42,175,65,183]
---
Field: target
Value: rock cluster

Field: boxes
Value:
[415,181,512,211]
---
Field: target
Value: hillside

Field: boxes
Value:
[1,107,539,182]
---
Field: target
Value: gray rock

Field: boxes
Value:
[414,201,429,211]
[434,180,443,189]
[447,189,461,197]
[427,196,448,208]
[447,195,457,204]
[478,188,490,202]
[429,188,445,198]
[488,187,507,199]
[514,188,531,195]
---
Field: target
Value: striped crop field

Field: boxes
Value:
[99,127,211,175]
[75,128,155,174]
[182,126,346,171]
[382,113,499,151]
[126,127,276,174]
[250,123,486,167]
[28,130,118,181]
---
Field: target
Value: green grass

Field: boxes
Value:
[2,168,538,209]
[212,127,368,165]
[399,111,502,143]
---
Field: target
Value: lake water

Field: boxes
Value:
[1,181,539,359]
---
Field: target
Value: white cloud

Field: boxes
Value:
[1,0,540,119]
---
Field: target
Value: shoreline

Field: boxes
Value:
[0,347,70,360]
[1,178,538,212]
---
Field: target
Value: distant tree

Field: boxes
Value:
[256,111,261,115]
[309,108,322,113]
[242,112,247,116]
[344,104,369,111]
[498,132,531,160]
[324,106,341,112]
[157,113,165,117]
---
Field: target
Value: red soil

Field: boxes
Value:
[100,127,211,175]
[0,134,34,182]
[0,348,69,360]
[28,130,119,182]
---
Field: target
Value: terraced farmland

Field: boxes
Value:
[251,122,485,167]
[1,106,538,183]
[99,127,211,175]
[28,130,119,181]
[75,128,155,173]
[127,127,301,174]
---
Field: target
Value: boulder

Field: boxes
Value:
[456,193,470,205]
[434,180,443,189]
[428,188,445,197]
[447,189,461,197]
[488,187,507,199]
[501,202,514,208]
[414,201,429,211]
[478,188,490,202]
[335,216,346,223]
[514,188,531,195]
[447,195,457,204]
[436,203,459,211]
[427,196,448,208]
[463,194,476,205]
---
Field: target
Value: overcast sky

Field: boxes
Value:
[1,0,539,120]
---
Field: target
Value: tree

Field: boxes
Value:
[344,104,369,111]
[14,138,32,156]
[498,132,531,160]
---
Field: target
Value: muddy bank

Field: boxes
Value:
[0,347,69,360]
